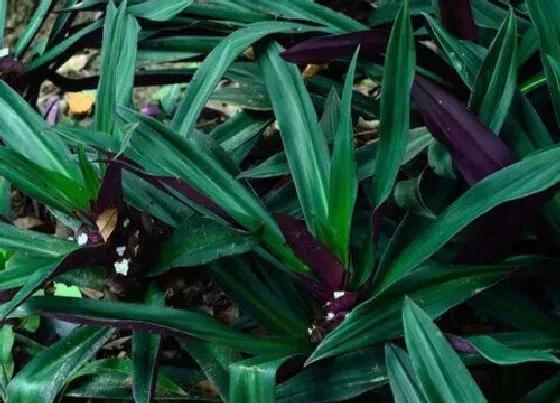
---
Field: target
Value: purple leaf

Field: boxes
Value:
[412,75,517,186]
[446,333,478,354]
[439,0,477,42]
[0,54,24,85]
[140,103,161,119]
[95,163,124,214]
[281,30,389,64]
[42,96,60,126]
[274,214,344,292]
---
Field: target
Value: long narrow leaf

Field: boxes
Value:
[527,0,560,126]
[229,355,288,403]
[374,0,415,208]
[14,0,54,58]
[376,145,560,290]
[171,22,329,137]
[403,298,486,403]
[259,41,330,237]
[132,284,165,403]
[7,326,113,403]
[328,48,359,268]
[9,296,310,355]
[308,264,512,363]
[469,8,518,133]
[385,344,426,403]
[96,0,140,134]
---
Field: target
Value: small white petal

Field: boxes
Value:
[77,233,88,246]
[114,259,129,276]
[333,291,345,299]
[326,312,335,321]
[123,218,130,228]
[116,246,126,257]
[307,327,313,335]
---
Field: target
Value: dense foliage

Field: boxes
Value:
[1,0,560,401]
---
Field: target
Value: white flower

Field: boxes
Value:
[326,312,335,321]
[333,291,345,299]
[116,246,126,257]
[77,233,88,246]
[123,218,130,228]
[114,259,130,276]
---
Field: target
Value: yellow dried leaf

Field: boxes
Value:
[67,92,95,116]
[96,208,118,241]
[303,63,329,79]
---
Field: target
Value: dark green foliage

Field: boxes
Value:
[0,0,559,402]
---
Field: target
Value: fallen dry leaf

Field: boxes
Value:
[303,63,329,79]
[13,217,44,230]
[57,53,91,75]
[96,208,118,242]
[67,91,95,116]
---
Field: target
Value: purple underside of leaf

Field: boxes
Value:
[96,163,124,214]
[108,158,235,224]
[412,75,559,263]
[439,0,477,42]
[412,74,517,186]
[446,333,478,354]
[281,30,389,64]
[274,214,344,292]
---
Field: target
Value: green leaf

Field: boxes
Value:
[10,296,310,355]
[122,171,192,227]
[402,298,486,403]
[119,109,307,275]
[26,20,104,71]
[308,264,512,363]
[423,13,485,88]
[374,0,416,208]
[0,82,80,181]
[526,0,560,126]
[14,0,54,58]
[259,41,330,237]
[0,148,89,213]
[469,7,517,133]
[319,87,341,141]
[0,222,75,257]
[519,372,560,403]
[543,54,560,127]
[128,0,192,21]
[6,326,113,403]
[277,346,387,403]
[231,0,367,32]
[150,215,258,277]
[69,358,186,398]
[328,48,359,268]
[229,355,288,403]
[0,256,65,320]
[376,145,560,291]
[0,0,6,48]
[132,284,165,403]
[385,344,426,403]
[210,257,308,337]
[178,339,240,401]
[171,21,329,137]
[77,146,100,202]
[96,0,140,134]
[210,111,270,163]
[468,335,560,365]
[0,325,14,401]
